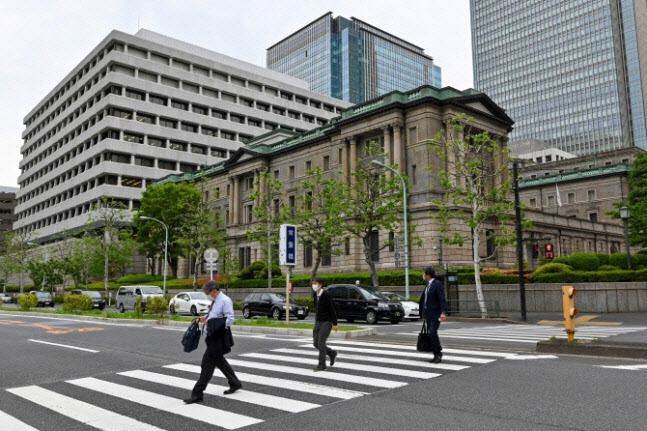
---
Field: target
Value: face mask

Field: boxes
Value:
[312,284,319,292]
[422,274,426,281]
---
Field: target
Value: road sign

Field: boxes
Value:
[205,263,219,271]
[204,248,219,262]
[279,224,297,266]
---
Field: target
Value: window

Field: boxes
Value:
[322,243,332,266]
[272,107,285,115]
[245,204,253,223]
[389,231,395,252]
[545,155,552,162]
[161,76,179,88]
[304,242,313,267]
[588,190,596,201]
[179,163,197,173]
[323,156,330,171]
[169,141,187,151]
[212,109,226,119]
[221,130,235,140]
[589,212,598,222]
[149,94,167,106]
[305,161,311,171]
[369,230,380,261]
[136,113,155,124]
[106,152,130,163]
[281,92,292,100]
[123,133,143,144]
[211,148,226,158]
[548,196,555,207]
[158,160,176,170]
[238,247,251,269]
[302,115,314,123]
[273,170,279,179]
[273,199,280,217]
[344,238,350,255]
[256,103,269,111]
[288,111,299,119]
[244,177,254,191]
[289,195,295,216]
[108,108,132,119]
[567,193,575,204]
[411,164,416,184]
[248,118,261,128]
[192,104,208,115]
[230,114,244,124]
[264,122,276,130]
[486,229,495,257]
[148,136,165,148]
[159,117,177,128]
[529,198,536,207]
[202,126,217,136]
[348,289,362,300]
[240,98,253,107]
[121,176,143,188]
[134,156,154,167]
[295,96,306,104]
[181,122,198,133]
[191,145,207,155]
[125,88,145,100]
[289,165,295,179]
[338,148,343,164]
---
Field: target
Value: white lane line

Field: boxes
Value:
[272,348,470,371]
[315,344,495,364]
[28,339,99,353]
[424,335,540,343]
[7,385,165,431]
[505,355,558,360]
[164,363,366,400]
[0,410,40,431]
[119,370,319,413]
[242,352,439,380]
[226,359,406,389]
[67,377,262,430]
[597,364,647,370]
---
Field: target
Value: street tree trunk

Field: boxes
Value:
[362,235,379,287]
[267,221,272,290]
[104,230,110,305]
[472,233,488,317]
[311,253,322,279]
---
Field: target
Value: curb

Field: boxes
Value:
[536,339,647,359]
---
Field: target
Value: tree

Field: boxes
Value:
[26,254,64,294]
[177,179,227,290]
[342,141,410,287]
[134,182,201,278]
[218,246,239,291]
[10,230,35,294]
[0,231,19,294]
[290,166,349,278]
[248,169,286,289]
[624,151,647,247]
[429,114,516,315]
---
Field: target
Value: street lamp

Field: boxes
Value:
[370,160,410,300]
[140,216,168,295]
[619,206,631,270]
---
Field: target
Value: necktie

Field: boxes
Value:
[424,282,431,313]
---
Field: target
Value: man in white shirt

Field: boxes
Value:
[184,281,241,404]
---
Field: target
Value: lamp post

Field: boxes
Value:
[619,206,631,270]
[512,160,527,321]
[370,160,410,300]
[140,216,168,295]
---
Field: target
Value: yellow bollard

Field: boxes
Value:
[562,286,577,342]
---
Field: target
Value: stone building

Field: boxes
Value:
[0,186,18,233]
[158,85,628,277]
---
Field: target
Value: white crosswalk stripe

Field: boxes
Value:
[395,325,647,344]
[596,364,647,371]
[3,341,522,431]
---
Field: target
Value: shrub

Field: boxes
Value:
[567,252,600,271]
[54,294,65,304]
[238,261,283,279]
[609,252,643,270]
[146,296,169,319]
[134,296,143,317]
[551,256,570,265]
[17,294,38,310]
[529,263,573,282]
[293,297,315,309]
[117,274,167,284]
[595,253,610,266]
[633,254,647,268]
[63,294,93,312]
[598,265,621,271]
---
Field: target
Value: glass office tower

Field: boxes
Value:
[471,0,647,155]
[267,12,442,104]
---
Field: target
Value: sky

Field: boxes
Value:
[0,0,472,188]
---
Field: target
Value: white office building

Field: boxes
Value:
[16,29,351,242]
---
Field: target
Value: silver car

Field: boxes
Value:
[116,285,164,313]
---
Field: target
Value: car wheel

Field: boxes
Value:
[99,305,105,311]
[346,318,355,323]
[119,303,125,313]
[169,305,176,314]
[272,307,281,320]
[390,319,400,324]
[297,316,306,320]
[242,307,251,319]
[366,311,377,324]
[190,305,198,316]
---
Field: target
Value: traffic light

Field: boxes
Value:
[532,243,539,258]
[562,285,577,342]
[545,243,554,260]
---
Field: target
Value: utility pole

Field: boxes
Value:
[513,160,527,321]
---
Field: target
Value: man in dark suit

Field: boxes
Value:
[420,266,447,363]
[184,281,241,404]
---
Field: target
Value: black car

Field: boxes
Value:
[242,292,309,320]
[29,291,54,307]
[326,284,405,324]
[70,289,106,310]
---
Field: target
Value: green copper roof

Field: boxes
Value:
[518,164,630,188]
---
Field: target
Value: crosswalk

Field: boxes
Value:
[396,324,647,344]
[1,340,520,431]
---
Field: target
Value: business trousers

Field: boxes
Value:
[426,316,442,357]
[192,342,241,397]
[313,320,335,367]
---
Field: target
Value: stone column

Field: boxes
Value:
[232,176,239,224]
[382,125,392,165]
[349,136,358,187]
[392,121,403,172]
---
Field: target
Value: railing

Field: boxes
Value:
[446,299,500,318]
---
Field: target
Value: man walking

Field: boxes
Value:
[312,276,338,371]
[420,267,447,363]
[184,281,241,404]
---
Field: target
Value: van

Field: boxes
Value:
[116,285,164,313]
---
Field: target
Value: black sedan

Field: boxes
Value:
[70,289,106,310]
[29,291,54,307]
[242,292,309,320]
[326,284,405,324]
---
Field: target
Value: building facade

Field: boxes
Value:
[158,85,627,278]
[267,12,442,104]
[0,187,18,233]
[16,29,351,243]
[471,0,647,155]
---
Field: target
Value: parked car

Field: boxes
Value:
[326,284,405,324]
[115,285,164,313]
[29,291,54,307]
[169,292,211,316]
[0,292,12,303]
[382,292,419,320]
[69,290,106,310]
[242,292,309,320]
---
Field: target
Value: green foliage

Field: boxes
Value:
[567,252,600,271]
[609,252,643,270]
[218,247,239,290]
[146,296,169,319]
[63,294,93,312]
[625,152,647,247]
[26,257,64,292]
[238,261,282,280]
[17,294,38,310]
[293,297,315,309]
[551,256,570,265]
[117,274,167,284]
[595,253,610,266]
[633,254,647,268]
[134,296,143,317]
[599,265,621,271]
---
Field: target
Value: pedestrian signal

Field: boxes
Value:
[545,243,554,260]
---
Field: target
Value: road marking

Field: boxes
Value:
[325,341,495,363]
[7,385,166,431]
[596,364,647,370]
[119,369,319,413]
[504,355,558,360]
[272,347,470,371]
[317,343,495,364]
[0,410,40,431]
[241,352,440,379]
[28,339,99,353]
[538,315,622,325]
[164,363,366,399]
[67,377,263,430]
[226,359,406,388]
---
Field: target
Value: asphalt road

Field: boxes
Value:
[1,312,646,430]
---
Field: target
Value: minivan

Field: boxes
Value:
[326,284,405,324]
[116,285,164,313]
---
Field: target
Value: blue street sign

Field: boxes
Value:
[279,224,297,266]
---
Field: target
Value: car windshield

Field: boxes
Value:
[268,293,286,302]
[386,293,405,301]
[359,287,389,301]
[84,291,101,298]
[189,293,208,300]
[140,287,163,294]
[35,292,51,298]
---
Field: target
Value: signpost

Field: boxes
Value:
[279,224,297,323]
[204,248,219,281]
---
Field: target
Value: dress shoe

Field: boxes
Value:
[432,356,442,363]
[313,366,327,372]
[183,396,203,404]
[223,385,242,395]
[329,350,338,366]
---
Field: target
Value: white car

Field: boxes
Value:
[169,292,212,316]
[383,292,419,320]
[0,292,12,304]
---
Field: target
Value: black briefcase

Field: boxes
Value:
[417,320,433,352]
[181,321,201,353]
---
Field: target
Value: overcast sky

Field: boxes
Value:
[0,0,472,188]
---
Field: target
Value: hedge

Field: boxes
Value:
[609,253,644,270]
[63,294,93,312]
[568,252,600,271]
[531,268,647,283]
[595,253,610,266]
[117,274,168,284]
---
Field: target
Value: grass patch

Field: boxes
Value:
[233,317,359,331]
